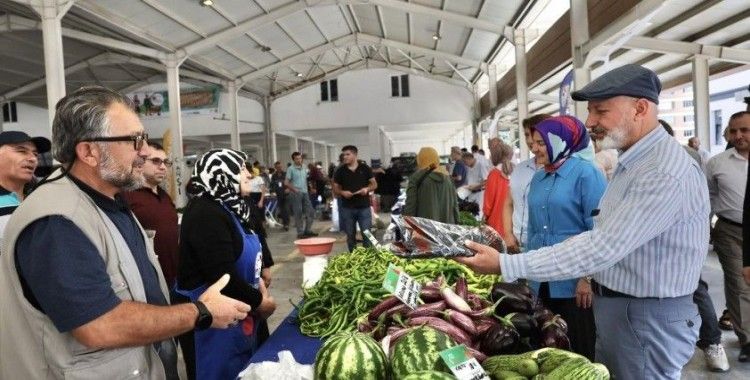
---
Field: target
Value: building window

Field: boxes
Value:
[658,101,672,111]
[683,100,693,108]
[2,101,17,123]
[683,129,694,138]
[391,74,409,97]
[320,79,338,102]
[683,114,694,123]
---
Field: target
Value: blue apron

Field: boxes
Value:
[176,206,263,380]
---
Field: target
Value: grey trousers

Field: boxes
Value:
[594,295,699,380]
[288,191,314,235]
[714,219,750,345]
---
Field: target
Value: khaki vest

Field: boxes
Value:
[0,170,169,379]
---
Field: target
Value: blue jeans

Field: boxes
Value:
[339,206,372,252]
[694,278,722,348]
[594,295,699,380]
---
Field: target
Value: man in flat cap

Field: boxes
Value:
[457,64,709,379]
[0,131,51,249]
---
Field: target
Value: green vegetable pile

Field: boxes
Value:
[297,247,498,337]
[458,211,481,227]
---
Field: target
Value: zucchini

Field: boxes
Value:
[490,370,526,380]
[545,357,591,380]
[483,355,539,377]
[563,362,609,380]
[538,350,588,374]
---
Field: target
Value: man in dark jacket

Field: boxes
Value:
[270,161,289,230]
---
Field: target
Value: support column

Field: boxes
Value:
[570,0,591,121]
[0,102,4,132]
[368,125,382,163]
[263,97,273,165]
[36,0,72,129]
[513,28,529,159]
[472,88,481,145]
[310,141,317,162]
[323,145,329,169]
[164,54,187,208]
[292,137,299,153]
[488,64,498,110]
[271,132,278,163]
[692,56,710,147]
[228,81,240,150]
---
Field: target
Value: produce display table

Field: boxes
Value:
[246,309,323,365]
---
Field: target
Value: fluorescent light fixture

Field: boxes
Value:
[296,72,304,78]
[432,33,441,41]
[200,0,213,6]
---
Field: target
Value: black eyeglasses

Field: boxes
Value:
[82,133,148,151]
[146,157,173,167]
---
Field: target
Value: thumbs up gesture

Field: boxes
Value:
[198,274,252,328]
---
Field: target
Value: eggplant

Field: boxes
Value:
[540,314,568,334]
[494,294,533,315]
[369,296,401,321]
[441,286,472,313]
[474,316,500,336]
[454,276,468,299]
[466,346,488,363]
[385,303,411,319]
[533,308,555,325]
[407,300,446,318]
[444,309,478,336]
[419,286,444,302]
[504,312,538,338]
[479,324,521,356]
[467,293,491,311]
[356,314,374,333]
[541,325,570,350]
[489,281,535,303]
[408,316,472,345]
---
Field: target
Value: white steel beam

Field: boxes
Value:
[570,0,590,121]
[61,27,168,59]
[395,49,429,74]
[692,56,710,147]
[513,28,529,159]
[271,59,366,100]
[528,92,558,104]
[579,0,665,57]
[624,36,750,64]
[181,1,307,55]
[367,59,470,90]
[356,33,484,69]
[240,34,356,83]
[165,55,187,208]
[37,0,69,129]
[228,81,241,150]
[444,60,472,86]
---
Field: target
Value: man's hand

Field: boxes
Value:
[257,201,263,208]
[453,240,501,275]
[504,234,520,254]
[198,274,252,328]
[261,267,272,288]
[743,267,750,285]
[341,190,354,199]
[256,281,276,319]
[576,279,593,309]
[357,187,370,196]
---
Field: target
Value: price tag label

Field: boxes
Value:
[362,229,380,248]
[439,345,489,380]
[382,263,421,309]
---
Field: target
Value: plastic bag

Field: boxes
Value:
[238,350,314,380]
[386,215,507,258]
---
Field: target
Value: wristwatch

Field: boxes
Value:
[193,301,213,330]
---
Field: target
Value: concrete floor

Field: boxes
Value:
[260,216,750,379]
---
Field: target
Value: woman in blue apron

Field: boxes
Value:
[176,149,277,380]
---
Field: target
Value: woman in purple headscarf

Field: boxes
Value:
[525,115,607,360]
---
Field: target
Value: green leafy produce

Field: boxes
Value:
[314,331,388,380]
[390,327,456,380]
[483,354,539,377]
[458,211,481,226]
[297,247,498,337]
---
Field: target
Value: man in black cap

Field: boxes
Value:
[0,131,51,248]
[457,64,709,379]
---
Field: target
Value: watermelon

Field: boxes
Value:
[401,370,457,380]
[314,331,388,380]
[391,327,457,379]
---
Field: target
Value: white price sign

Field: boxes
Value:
[439,345,489,380]
[382,263,421,309]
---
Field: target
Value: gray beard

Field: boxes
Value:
[98,146,144,191]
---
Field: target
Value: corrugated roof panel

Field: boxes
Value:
[305,6,351,39]
[222,36,278,68]
[253,23,302,58]
[150,0,231,35]
[410,13,440,48]
[350,4,381,37]
[276,12,326,49]
[381,7,408,42]
[208,0,266,24]
[445,0,483,17]
[435,23,472,57]
[462,30,500,61]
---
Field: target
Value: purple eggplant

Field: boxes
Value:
[541,325,570,350]
[408,300,446,318]
[408,316,472,345]
[444,309,478,336]
[454,276,468,299]
[369,296,401,321]
[504,312,538,338]
[385,303,410,319]
[466,346,487,363]
[494,294,533,315]
[466,299,501,319]
[441,286,472,313]
[533,308,555,325]
[479,324,521,355]
[420,286,444,302]
[357,314,374,333]
[489,281,535,303]
[541,314,568,334]
[467,293,491,311]
[474,316,500,336]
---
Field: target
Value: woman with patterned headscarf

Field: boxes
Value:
[175,149,277,380]
[403,147,459,223]
[526,115,606,361]
[483,138,514,236]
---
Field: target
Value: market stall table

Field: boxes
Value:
[245,309,323,366]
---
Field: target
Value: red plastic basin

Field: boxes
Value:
[294,237,336,256]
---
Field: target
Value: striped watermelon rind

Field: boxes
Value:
[401,370,457,380]
[391,327,457,380]
[314,331,388,380]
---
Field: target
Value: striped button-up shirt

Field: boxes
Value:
[501,126,709,298]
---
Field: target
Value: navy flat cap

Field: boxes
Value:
[571,64,662,104]
[0,131,51,153]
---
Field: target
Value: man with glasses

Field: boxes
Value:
[0,86,250,380]
[122,142,179,290]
